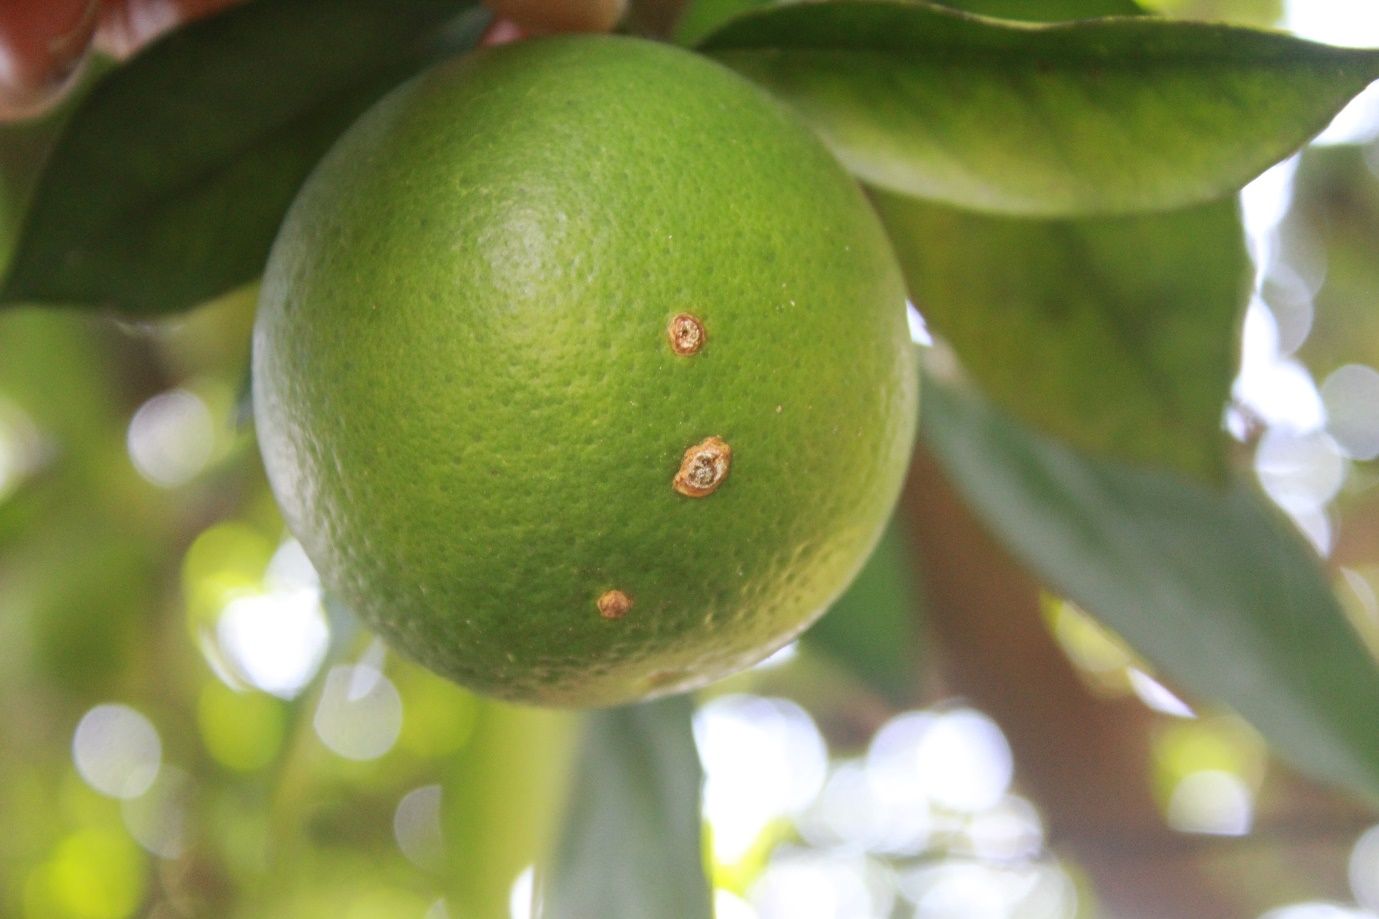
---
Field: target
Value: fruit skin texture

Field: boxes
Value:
[253,35,918,707]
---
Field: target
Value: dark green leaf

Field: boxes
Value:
[0,120,62,279]
[0,60,112,277]
[920,373,1379,800]
[803,517,924,705]
[1,0,487,315]
[542,695,712,919]
[701,1,1379,215]
[874,191,1249,479]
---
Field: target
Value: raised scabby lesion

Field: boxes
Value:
[673,435,731,497]
[596,589,633,620]
[667,313,706,356]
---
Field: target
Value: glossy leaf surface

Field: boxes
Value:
[703,1,1379,215]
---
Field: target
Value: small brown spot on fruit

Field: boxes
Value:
[597,589,632,620]
[647,668,690,688]
[667,313,705,355]
[673,436,731,497]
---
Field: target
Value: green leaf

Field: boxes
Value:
[676,0,1143,46]
[933,0,1143,19]
[0,60,113,278]
[874,190,1249,479]
[542,695,712,919]
[701,1,1379,216]
[1139,0,1281,28]
[674,0,773,46]
[0,120,63,280]
[444,701,578,919]
[802,517,925,705]
[1,0,487,315]
[920,373,1379,800]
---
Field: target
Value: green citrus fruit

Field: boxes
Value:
[253,35,917,707]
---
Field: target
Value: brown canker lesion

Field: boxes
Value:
[673,436,731,497]
[597,589,633,620]
[667,313,705,356]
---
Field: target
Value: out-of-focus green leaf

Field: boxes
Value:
[444,701,577,919]
[542,695,711,919]
[701,2,1379,216]
[875,191,1248,479]
[803,517,924,705]
[0,0,487,316]
[674,0,772,45]
[1139,0,1281,27]
[0,311,125,464]
[0,59,114,280]
[920,373,1379,800]
[28,529,159,696]
[1279,144,1379,377]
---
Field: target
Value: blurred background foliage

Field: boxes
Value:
[2,0,1379,917]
